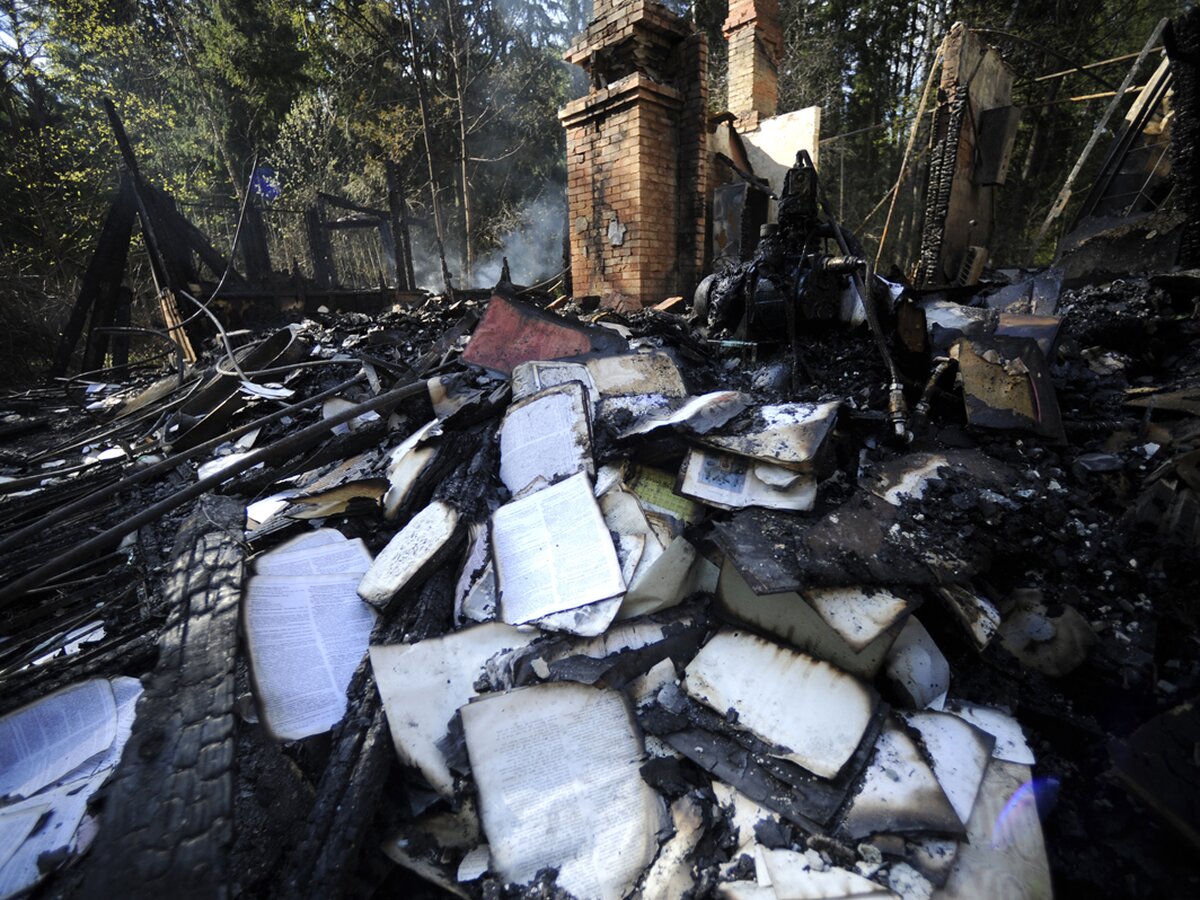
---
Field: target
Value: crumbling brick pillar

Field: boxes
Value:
[559,0,708,307]
[723,0,783,132]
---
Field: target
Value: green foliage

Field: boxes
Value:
[766,0,1185,270]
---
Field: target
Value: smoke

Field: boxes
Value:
[473,191,566,289]
[408,230,445,293]
[407,190,566,293]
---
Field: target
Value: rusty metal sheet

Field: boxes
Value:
[955,336,1066,442]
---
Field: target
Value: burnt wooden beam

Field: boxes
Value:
[110,285,134,377]
[0,378,427,606]
[101,100,178,296]
[377,218,399,287]
[142,183,201,290]
[240,199,273,284]
[317,191,390,219]
[1167,8,1200,267]
[54,175,137,376]
[306,206,337,289]
[0,375,365,560]
[167,202,246,287]
[103,97,142,177]
[276,570,455,900]
[76,495,245,899]
[386,162,416,291]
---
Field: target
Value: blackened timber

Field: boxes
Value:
[0,378,428,605]
[314,190,398,287]
[386,162,416,291]
[306,206,337,289]
[77,495,245,900]
[141,180,244,292]
[277,571,456,900]
[1,630,158,715]
[111,285,133,376]
[219,419,391,499]
[142,182,202,290]
[103,97,143,177]
[0,375,365,560]
[1071,61,1174,223]
[1167,8,1200,267]
[317,192,390,219]
[53,174,137,376]
[377,218,400,287]
[241,199,273,283]
[101,99,174,296]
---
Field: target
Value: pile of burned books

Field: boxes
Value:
[230,294,1052,900]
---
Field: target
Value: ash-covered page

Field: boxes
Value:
[492,472,625,624]
[0,679,117,800]
[511,361,597,405]
[678,447,817,512]
[0,773,101,897]
[369,623,538,798]
[461,683,664,900]
[499,381,593,497]
[254,535,372,576]
[243,573,377,741]
[585,351,686,397]
[618,390,750,439]
[701,400,840,471]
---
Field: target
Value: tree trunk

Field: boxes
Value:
[402,0,455,299]
[443,0,474,287]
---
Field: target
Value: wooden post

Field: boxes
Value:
[386,162,416,290]
[110,285,133,378]
[54,175,137,375]
[306,205,337,289]
[240,197,273,283]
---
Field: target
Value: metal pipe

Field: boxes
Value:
[806,152,910,442]
[908,357,957,435]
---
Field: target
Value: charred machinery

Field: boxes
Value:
[696,149,910,440]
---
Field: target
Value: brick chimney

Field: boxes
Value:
[559,1,708,307]
[724,0,783,131]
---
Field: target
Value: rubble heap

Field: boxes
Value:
[2,262,1200,899]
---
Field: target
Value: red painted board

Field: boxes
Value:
[462,294,627,375]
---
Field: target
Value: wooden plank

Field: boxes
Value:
[77,495,245,899]
[158,290,198,364]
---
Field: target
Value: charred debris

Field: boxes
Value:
[4,8,1200,900]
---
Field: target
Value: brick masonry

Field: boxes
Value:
[559,0,708,307]
[723,0,783,130]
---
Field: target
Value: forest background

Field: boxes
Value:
[0,0,1183,379]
